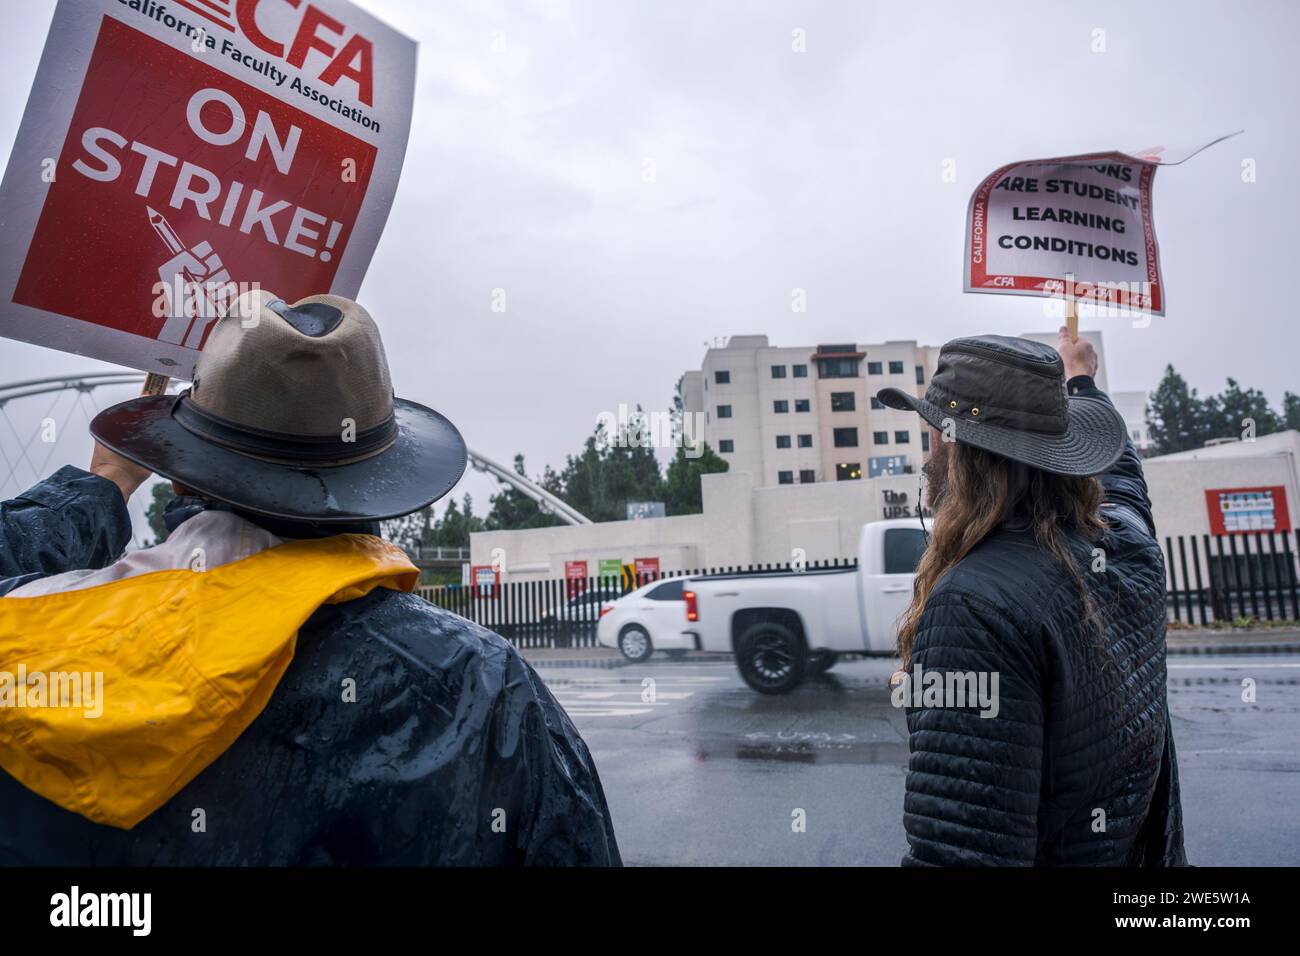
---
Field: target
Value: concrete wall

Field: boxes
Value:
[471,468,924,580]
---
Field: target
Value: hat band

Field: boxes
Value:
[171,392,398,466]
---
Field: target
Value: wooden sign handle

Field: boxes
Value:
[141,373,170,397]
[1066,297,1079,343]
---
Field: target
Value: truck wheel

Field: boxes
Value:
[808,650,838,675]
[618,625,654,662]
[737,622,807,694]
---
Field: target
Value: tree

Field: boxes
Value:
[430,494,485,548]
[662,440,729,515]
[485,455,562,531]
[1146,365,1209,455]
[1281,392,1300,432]
[143,482,175,545]
[1205,378,1282,441]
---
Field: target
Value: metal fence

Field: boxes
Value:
[410,532,1300,648]
[414,558,858,649]
[1165,531,1300,626]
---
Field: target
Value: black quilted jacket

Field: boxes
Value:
[902,380,1186,867]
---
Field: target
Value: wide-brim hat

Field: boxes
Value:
[877,334,1126,477]
[91,291,467,523]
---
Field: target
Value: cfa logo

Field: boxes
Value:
[990,276,1016,287]
[234,0,375,105]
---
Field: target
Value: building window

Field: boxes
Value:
[771,365,787,379]
[873,431,889,445]
[836,463,861,481]
[799,469,816,483]
[797,434,813,448]
[867,361,883,375]
[793,364,808,378]
[719,439,734,453]
[915,365,925,385]
[833,427,859,448]
[714,370,730,384]
[921,431,930,452]
[817,358,859,378]
[776,435,792,449]
[795,398,810,412]
[830,392,856,412]
[889,360,904,374]
[773,399,789,413]
[895,430,910,443]
[870,397,885,410]
[717,405,732,419]
[778,470,794,485]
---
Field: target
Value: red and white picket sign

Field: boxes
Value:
[964,150,1165,317]
[0,0,415,378]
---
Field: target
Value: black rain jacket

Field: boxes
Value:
[902,381,1187,867]
[0,466,621,866]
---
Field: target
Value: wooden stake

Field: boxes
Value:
[141,373,170,397]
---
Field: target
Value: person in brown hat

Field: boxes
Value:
[0,291,621,866]
[879,328,1185,867]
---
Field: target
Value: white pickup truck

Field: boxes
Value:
[684,518,928,694]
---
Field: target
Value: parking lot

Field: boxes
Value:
[533,651,1300,866]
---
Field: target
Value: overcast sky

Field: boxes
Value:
[0,0,1295,535]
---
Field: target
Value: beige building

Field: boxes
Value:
[681,335,942,488]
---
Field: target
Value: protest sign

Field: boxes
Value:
[964,151,1164,322]
[0,0,416,379]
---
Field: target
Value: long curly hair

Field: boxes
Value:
[896,437,1107,667]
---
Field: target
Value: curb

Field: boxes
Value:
[1167,642,1300,656]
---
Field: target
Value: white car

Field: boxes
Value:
[596,578,697,661]
[687,518,928,693]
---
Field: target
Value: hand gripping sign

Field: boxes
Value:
[0,0,415,379]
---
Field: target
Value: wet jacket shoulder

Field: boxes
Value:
[0,472,620,866]
[902,379,1186,867]
[0,465,130,595]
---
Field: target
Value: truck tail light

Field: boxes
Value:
[599,604,614,618]
[684,590,698,622]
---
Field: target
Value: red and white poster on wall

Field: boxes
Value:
[0,0,415,379]
[1205,486,1292,535]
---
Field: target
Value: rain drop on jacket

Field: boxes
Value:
[0,466,621,866]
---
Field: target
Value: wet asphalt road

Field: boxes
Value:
[533,652,1300,866]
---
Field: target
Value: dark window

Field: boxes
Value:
[873,431,889,445]
[915,365,925,385]
[799,469,816,483]
[773,400,789,413]
[717,405,732,419]
[817,358,859,378]
[867,361,883,375]
[870,397,885,410]
[795,399,810,413]
[771,365,786,379]
[895,430,910,443]
[714,370,730,384]
[719,439,734,453]
[921,431,930,452]
[792,364,808,378]
[776,435,791,449]
[836,462,861,481]
[647,580,685,601]
[833,427,859,448]
[797,434,813,448]
[830,392,856,412]
[889,360,904,374]
[778,471,794,485]
[883,528,928,575]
